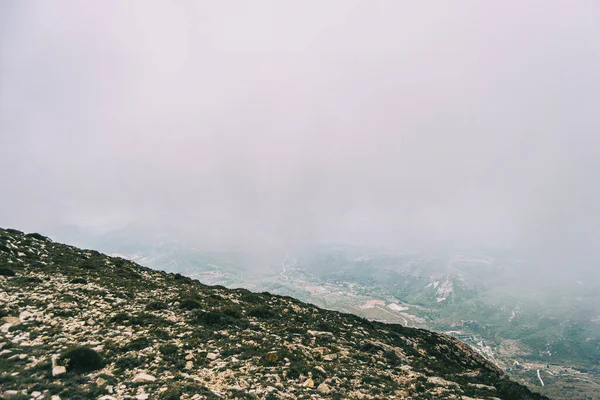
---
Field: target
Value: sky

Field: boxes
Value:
[1,1,600,275]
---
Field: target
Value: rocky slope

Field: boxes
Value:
[0,228,549,399]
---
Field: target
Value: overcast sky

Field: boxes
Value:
[1,1,600,273]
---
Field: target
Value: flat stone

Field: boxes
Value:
[317,383,331,394]
[31,391,42,398]
[52,366,66,377]
[132,373,156,382]
[1,316,20,325]
[206,352,219,360]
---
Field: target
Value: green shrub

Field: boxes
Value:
[114,356,143,371]
[180,299,202,310]
[173,273,194,284]
[22,276,43,283]
[109,312,131,324]
[60,346,104,373]
[237,290,266,304]
[146,301,168,310]
[122,337,153,352]
[25,232,48,241]
[0,267,16,276]
[159,344,180,358]
[247,305,275,319]
[191,310,247,328]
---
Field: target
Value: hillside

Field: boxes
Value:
[0,228,550,399]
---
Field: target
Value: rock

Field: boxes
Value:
[307,330,334,338]
[185,353,195,360]
[31,391,42,398]
[50,396,61,400]
[315,366,327,375]
[185,360,194,369]
[1,316,20,325]
[303,377,315,388]
[52,366,66,377]
[4,390,19,397]
[96,377,107,386]
[317,383,331,394]
[98,396,116,400]
[132,373,156,382]
[323,353,337,361]
[206,352,219,360]
[136,394,149,400]
[19,311,33,322]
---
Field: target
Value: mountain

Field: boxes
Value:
[97,238,596,400]
[0,228,549,399]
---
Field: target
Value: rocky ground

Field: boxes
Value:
[0,228,549,399]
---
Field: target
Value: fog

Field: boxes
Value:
[1,1,600,277]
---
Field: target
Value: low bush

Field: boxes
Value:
[180,298,202,310]
[146,301,168,310]
[60,346,104,373]
[0,267,16,276]
[247,305,276,320]
[159,344,180,360]
[122,337,153,352]
[191,310,247,328]
[114,356,143,371]
[25,232,48,241]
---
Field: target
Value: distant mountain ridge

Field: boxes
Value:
[0,227,549,399]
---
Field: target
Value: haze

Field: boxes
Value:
[1,1,599,277]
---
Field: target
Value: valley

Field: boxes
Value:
[91,238,600,400]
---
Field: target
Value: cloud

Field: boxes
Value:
[1,1,600,276]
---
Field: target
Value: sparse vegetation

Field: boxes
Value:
[0,227,550,400]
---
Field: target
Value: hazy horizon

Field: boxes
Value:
[2,1,600,278]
